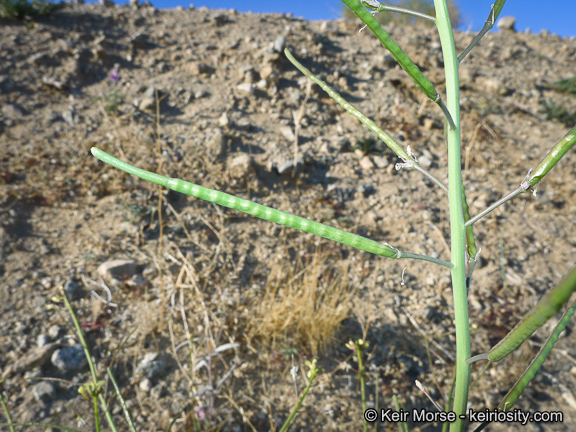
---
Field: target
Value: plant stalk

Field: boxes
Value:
[434,1,470,431]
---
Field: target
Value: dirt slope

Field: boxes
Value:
[1,3,575,431]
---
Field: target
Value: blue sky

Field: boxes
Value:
[98,0,575,38]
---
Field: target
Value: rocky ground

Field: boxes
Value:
[1,3,575,431]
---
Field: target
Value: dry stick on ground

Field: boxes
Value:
[292,80,312,177]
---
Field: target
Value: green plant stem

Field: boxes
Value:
[466,124,576,227]
[93,393,101,432]
[60,287,119,432]
[398,251,452,268]
[0,388,15,432]
[458,0,507,63]
[464,188,521,227]
[279,363,320,432]
[107,368,137,432]
[355,343,368,432]
[434,2,470,431]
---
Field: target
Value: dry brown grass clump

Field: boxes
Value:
[249,250,356,357]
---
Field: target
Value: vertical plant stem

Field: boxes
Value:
[355,343,368,432]
[434,1,470,431]
[92,394,101,432]
[0,388,15,432]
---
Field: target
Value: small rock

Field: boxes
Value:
[229,154,253,179]
[48,325,61,340]
[62,110,75,127]
[135,353,165,379]
[372,155,389,169]
[189,62,215,76]
[139,378,152,393]
[273,35,287,53]
[360,156,374,170]
[218,112,229,127]
[37,334,51,347]
[279,125,295,141]
[51,345,87,372]
[236,83,254,94]
[276,156,303,175]
[33,381,57,405]
[2,342,62,378]
[259,65,277,84]
[497,16,516,32]
[138,97,155,111]
[2,103,24,119]
[63,280,81,300]
[206,129,227,159]
[418,155,432,169]
[97,259,137,280]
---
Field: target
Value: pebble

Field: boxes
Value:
[236,83,254,94]
[48,325,61,340]
[359,156,374,171]
[51,345,87,372]
[497,16,516,32]
[97,259,137,280]
[139,378,152,393]
[135,353,165,379]
[272,35,286,53]
[34,381,57,404]
[37,334,51,347]
[418,155,432,169]
[63,280,81,300]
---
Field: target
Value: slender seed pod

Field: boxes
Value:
[341,0,439,102]
[285,48,412,163]
[526,124,576,190]
[91,148,453,269]
[488,265,576,362]
[499,297,576,412]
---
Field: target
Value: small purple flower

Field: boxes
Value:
[109,70,121,83]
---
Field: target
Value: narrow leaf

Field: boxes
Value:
[489,265,576,362]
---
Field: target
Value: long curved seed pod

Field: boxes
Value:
[91,148,453,269]
[499,296,576,411]
[487,265,576,362]
[285,49,448,194]
[525,124,576,190]
[341,0,455,129]
[465,124,576,228]
[458,0,507,63]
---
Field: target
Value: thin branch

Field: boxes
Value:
[362,1,436,23]
[464,188,521,227]
[398,251,453,269]
[458,11,494,64]
[413,164,448,193]
[438,98,456,130]
[466,353,490,364]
